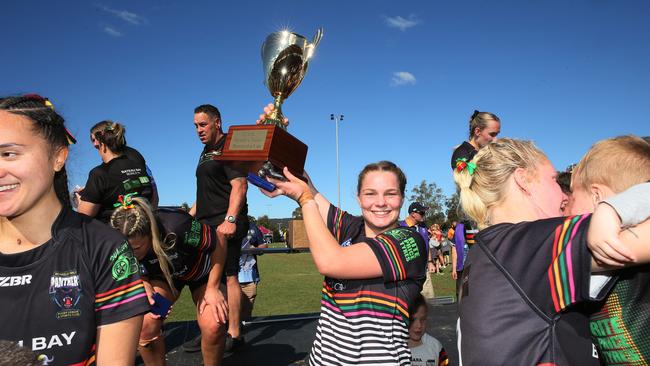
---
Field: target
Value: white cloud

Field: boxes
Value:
[391,72,417,86]
[103,26,123,37]
[100,5,146,25]
[384,15,420,31]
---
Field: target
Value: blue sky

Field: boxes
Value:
[2,1,649,219]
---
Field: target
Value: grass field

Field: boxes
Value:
[167,248,456,322]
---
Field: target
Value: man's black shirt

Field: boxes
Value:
[195,136,248,226]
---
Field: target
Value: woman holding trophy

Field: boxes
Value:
[262,161,427,365]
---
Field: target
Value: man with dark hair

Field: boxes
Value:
[185,104,249,359]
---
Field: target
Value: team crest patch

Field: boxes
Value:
[49,270,82,319]
[110,241,140,281]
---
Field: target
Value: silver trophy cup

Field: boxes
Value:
[260,28,323,129]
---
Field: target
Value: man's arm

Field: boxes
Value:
[217,177,248,237]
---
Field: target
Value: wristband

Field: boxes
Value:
[298,190,314,207]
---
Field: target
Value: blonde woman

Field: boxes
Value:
[454,138,650,366]
[110,196,228,366]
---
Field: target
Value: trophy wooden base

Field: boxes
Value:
[213,124,308,178]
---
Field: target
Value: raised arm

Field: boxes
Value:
[303,170,331,222]
[271,168,382,279]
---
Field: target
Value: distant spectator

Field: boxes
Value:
[400,202,430,244]
[440,237,451,267]
[239,223,268,322]
[408,294,449,366]
[451,221,467,296]
[450,110,501,170]
[427,224,443,274]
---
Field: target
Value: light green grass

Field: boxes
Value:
[167,247,456,322]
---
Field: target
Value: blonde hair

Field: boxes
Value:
[573,135,650,194]
[110,197,177,295]
[453,138,547,229]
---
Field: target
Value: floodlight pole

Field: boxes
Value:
[330,113,344,208]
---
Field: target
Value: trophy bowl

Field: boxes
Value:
[214,28,323,187]
[260,28,323,128]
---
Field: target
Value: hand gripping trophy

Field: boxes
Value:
[215,28,323,189]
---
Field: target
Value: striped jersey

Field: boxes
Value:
[459,215,609,366]
[590,265,650,365]
[308,205,427,365]
[0,209,149,365]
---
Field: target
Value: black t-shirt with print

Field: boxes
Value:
[123,146,146,167]
[0,209,149,366]
[140,208,218,285]
[195,137,247,226]
[80,155,154,223]
[450,141,478,170]
[459,215,610,366]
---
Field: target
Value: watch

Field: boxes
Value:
[225,215,236,223]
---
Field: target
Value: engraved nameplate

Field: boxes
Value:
[228,130,268,151]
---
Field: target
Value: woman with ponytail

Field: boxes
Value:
[110,196,228,366]
[453,138,650,366]
[0,95,149,365]
[450,110,501,170]
[77,120,154,222]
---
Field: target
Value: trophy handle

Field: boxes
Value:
[311,28,324,48]
[304,28,323,61]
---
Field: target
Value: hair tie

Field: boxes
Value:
[470,110,480,120]
[114,193,138,209]
[455,157,476,175]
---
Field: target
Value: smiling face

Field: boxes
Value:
[0,111,66,219]
[357,170,404,237]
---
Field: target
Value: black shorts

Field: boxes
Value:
[146,273,209,295]
[224,219,248,277]
[172,274,210,294]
